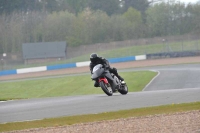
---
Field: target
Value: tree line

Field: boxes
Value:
[0,0,200,54]
[0,0,151,16]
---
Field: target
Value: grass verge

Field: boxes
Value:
[0,71,157,100]
[0,102,199,132]
[5,40,200,70]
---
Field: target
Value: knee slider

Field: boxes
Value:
[113,67,117,73]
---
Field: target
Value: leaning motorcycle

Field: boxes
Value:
[91,64,128,96]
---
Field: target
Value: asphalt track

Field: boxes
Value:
[0,64,200,123]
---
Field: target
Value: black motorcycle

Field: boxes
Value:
[91,64,128,96]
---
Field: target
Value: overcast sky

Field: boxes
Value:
[180,0,199,4]
[161,0,199,4]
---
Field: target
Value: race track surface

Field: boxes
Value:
[0,64,200,123]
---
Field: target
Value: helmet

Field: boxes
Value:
[90,53,98,63]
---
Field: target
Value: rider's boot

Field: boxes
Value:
[117,75,125,84]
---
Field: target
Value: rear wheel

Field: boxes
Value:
[99,81,113,96]
[118,84,128,95]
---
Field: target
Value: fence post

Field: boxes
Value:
[162,39,166,52]
[181,41,183,52]
[196,41,199,51]
[0,59,3,70]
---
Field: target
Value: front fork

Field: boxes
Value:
[99,77,118,92]
[99,72,118,91]
[99,78,108,84]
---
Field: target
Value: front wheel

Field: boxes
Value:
[118,84,128,95]
[99,81,113,96]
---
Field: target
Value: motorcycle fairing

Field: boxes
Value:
[91,64,118,89]
[91,64,104,80]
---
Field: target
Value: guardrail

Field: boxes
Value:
[0,55,146,76]
[146,51,200,59]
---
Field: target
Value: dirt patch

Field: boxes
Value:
[1,56,200,81]
[4,110,200,133]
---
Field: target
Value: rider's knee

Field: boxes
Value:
[113,67,117,72]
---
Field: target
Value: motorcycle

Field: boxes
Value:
[91,64,128,96]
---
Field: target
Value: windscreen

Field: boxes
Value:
[92,64,102,73]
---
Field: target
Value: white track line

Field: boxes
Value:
[0,119,43,124]
[142,70,160,91]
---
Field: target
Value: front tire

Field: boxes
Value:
[99,81,113,96]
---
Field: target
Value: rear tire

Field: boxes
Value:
[118,84,128,95]
[99,81,113,96]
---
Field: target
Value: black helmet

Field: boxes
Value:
[90,53,98,63]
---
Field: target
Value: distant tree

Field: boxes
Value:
[123,7,142,25]
[39,0,59,12]
[122,7,143,38]
[66,9,110,46]
[58,0,89,15]
[87,0,120,16]
[0,0,41,14]
[107,15,127,41]
[186,4,200,33]
[121,0,149,14]
[43,11,76,42]
[0,0,63,14]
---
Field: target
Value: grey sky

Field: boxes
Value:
[180,0,199,4]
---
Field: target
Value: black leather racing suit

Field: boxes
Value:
[89,57,124,87]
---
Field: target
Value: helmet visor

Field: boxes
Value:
[90,57,98,63]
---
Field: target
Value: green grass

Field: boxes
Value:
[0,71,157,100]
[71,40,200,61]
[0,102,199,132]
[4,40,200,70]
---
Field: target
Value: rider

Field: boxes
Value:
[89,53,125,87]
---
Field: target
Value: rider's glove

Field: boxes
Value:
[103,64,109,69]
